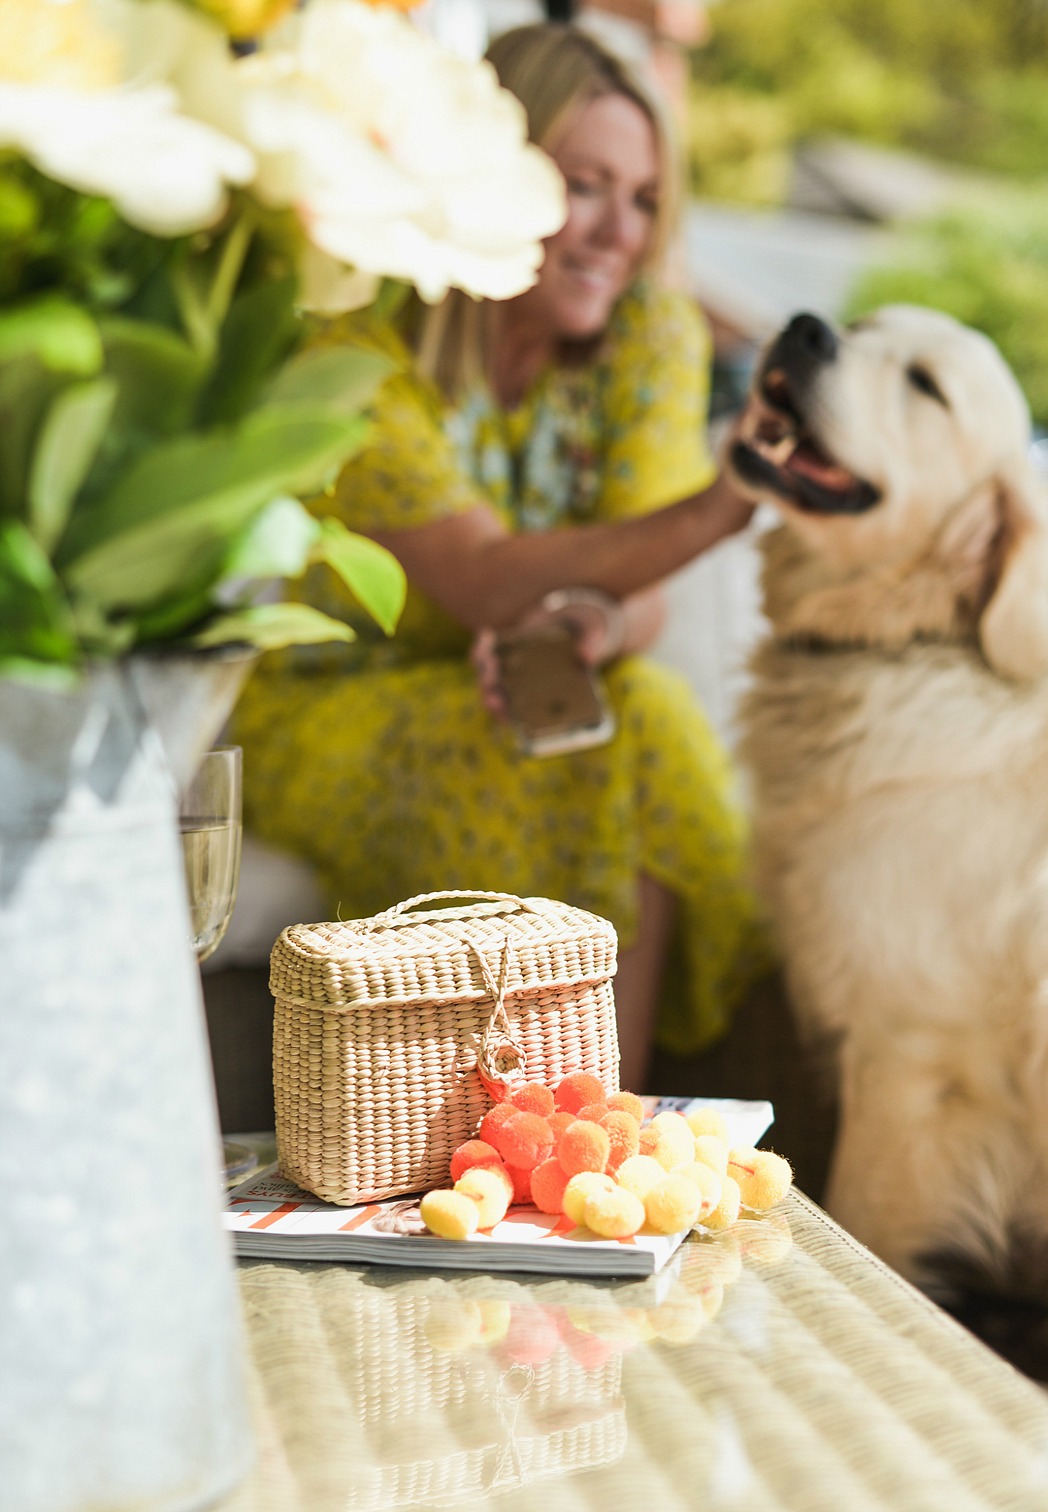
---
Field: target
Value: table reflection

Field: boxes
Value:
[222,1197,1048,1512]
[228,1214,792,1511]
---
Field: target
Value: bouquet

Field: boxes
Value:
[0,0,566,685]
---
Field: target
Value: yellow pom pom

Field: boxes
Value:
[736,1212,794,1265]
[674,1161,722,1221]
[648,1111,696,1167]
[420,1188,480,1240]
[615,1154,667,1201]
[562,1171,616,1227]
[454,1166,511,1229]
[727,1147,794,1211]
[700,1174,742,1231]
[644,1174,703,1234]
[583,1185,646,1239]
[692,1134,728,1178]
[685,1106,729,1142]
[424,1297,483,1351]
[638,1127,681,1172]
[647,1294,711,1344]
[476,1298,512,1344]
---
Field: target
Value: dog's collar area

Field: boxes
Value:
[775,626,973,658]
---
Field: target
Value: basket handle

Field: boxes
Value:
[362,890,540,929]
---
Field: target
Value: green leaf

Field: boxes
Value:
[69,596,137,657]
[191,601,357,652]
[221,495,320,582]
[99,316,208,438]
[195,275,299,425]
[58,406,369,610]
[0,521,78,663]
[263,345,395,416]
[0,355,66,517]
[0,296,102,374]
[28,377,116,552]
[314,518,405,635]
[371,279,411,322]
[0,656,80,691]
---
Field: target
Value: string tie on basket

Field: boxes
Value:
[473,937,527,1102]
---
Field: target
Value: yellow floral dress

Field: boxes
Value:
[232,282,768,1055]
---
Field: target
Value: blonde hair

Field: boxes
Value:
[417,23,679,398]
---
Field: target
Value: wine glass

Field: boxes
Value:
[179,746,253,1185]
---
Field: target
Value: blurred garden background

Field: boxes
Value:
[681,0,1048,425]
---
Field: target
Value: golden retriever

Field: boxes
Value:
[730,306,1048,1299]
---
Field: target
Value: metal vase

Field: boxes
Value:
[0,651,254,1512]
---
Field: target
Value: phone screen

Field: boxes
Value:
[495,625,611,751]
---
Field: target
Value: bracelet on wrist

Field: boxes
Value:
[541,586,627,661]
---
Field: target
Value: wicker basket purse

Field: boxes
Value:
[269,890,620,1204]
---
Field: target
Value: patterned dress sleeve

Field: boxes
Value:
[313,311,483,534]
[598,285,718,520]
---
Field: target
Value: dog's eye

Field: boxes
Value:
[906,364,948,406]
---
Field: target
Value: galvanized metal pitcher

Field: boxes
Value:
[0,651,253,1512]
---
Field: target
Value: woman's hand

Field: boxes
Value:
[470,583,665,718]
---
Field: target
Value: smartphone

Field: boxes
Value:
[494,622,615,757]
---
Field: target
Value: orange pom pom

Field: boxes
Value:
[449,1139,503,1183]
[493,1111,554,1170]
[530,1158,571,1214]
[547,1111,575,1141]
[575,1100,609,1122]
[506,1164,534,1205]
[554,1072,605,1115]
[509,1081,555,1117]
[600,1110,640,1170]
[557,1119,611,1176]
[606,1090,644,1124]
[501,1306,560,1366]
[478,1101,517,1148]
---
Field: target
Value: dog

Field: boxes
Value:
[730,305,1048,1300]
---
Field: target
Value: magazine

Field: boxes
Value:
[225,1097,774,1278]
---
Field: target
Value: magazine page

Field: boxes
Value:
[225,1097,774,1278]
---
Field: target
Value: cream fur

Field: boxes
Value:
[736,306,1048,1291]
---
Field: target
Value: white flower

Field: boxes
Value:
[232,0,566,302]
[0,0,253,237]
[296,244,380,315]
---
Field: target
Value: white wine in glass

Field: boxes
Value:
[179,747,253,1184]
[182,817,242,962]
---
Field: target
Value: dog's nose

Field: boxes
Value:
[783,313,838,362]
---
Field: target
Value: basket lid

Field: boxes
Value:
[269,890,617,1010]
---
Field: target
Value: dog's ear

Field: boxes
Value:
[978,458,1048,681]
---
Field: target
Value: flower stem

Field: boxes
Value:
[171,209,255,360]
[205,208,254,333]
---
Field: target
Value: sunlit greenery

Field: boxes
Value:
[846,192,1048,427]
[687,0,1048,199]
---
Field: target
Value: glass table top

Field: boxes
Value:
[216,1192,1048,1512]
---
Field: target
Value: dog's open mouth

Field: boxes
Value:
[731,368,881,515]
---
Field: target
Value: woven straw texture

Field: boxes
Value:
[270,892,619,1204]
[217,1194,1048,1512]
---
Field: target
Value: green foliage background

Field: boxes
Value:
[688,0,1048,425]
[688,0,1048,196]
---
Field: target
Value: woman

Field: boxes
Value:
[232,23,768,1088]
